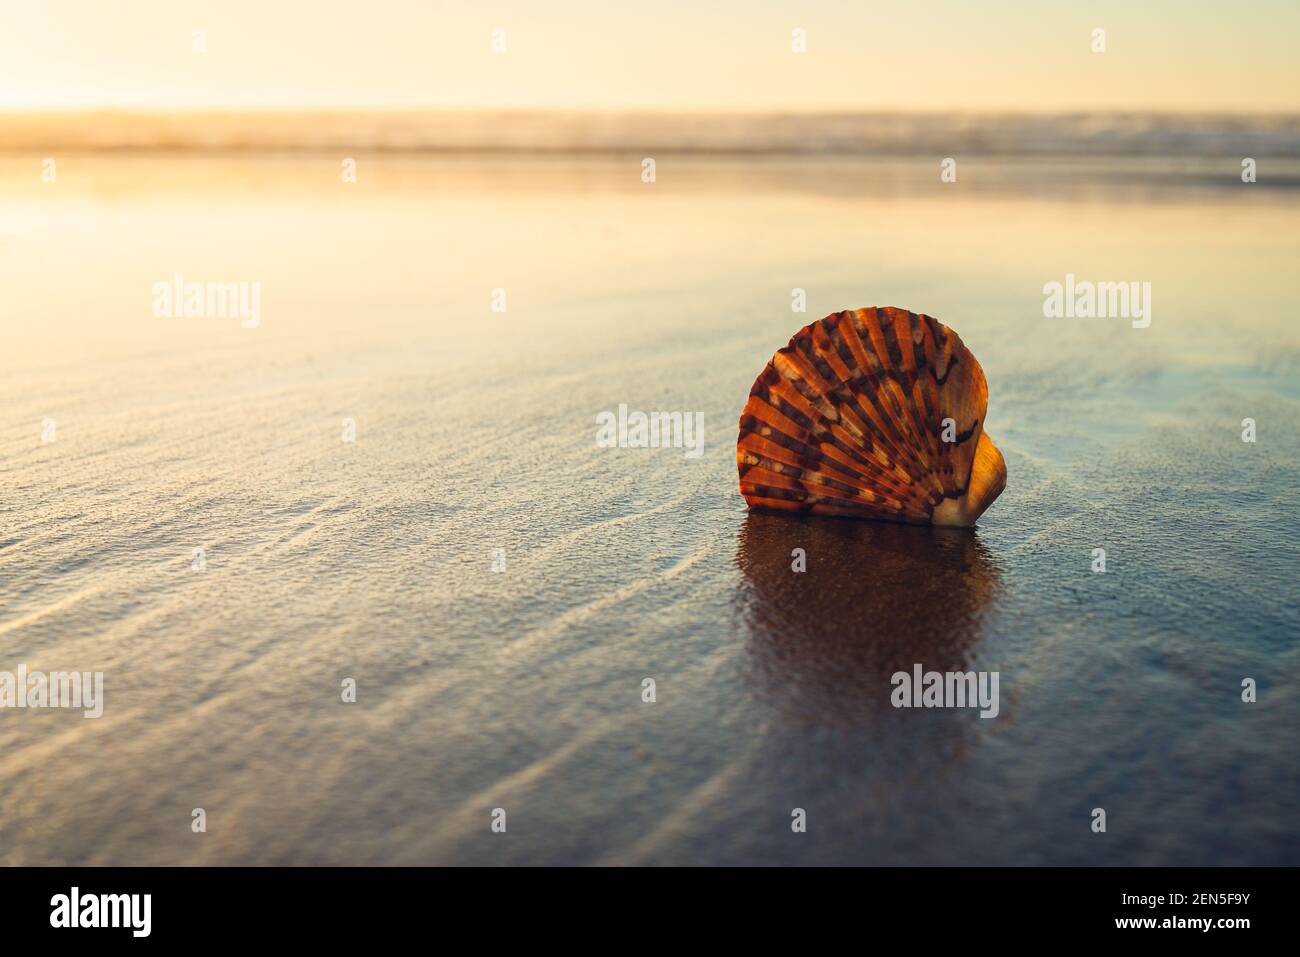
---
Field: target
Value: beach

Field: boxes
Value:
[1,151,1297,865]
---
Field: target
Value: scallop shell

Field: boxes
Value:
[737,307,1006,527]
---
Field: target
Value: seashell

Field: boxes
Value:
[737,307,1006,527]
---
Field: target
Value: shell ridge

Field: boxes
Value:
[740,392,920,498]
[738,307,1005,526]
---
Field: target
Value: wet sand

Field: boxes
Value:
[1,153,1297,864]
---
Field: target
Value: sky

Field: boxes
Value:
[0,0,1297,113]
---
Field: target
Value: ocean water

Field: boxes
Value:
[1,153,1297,865]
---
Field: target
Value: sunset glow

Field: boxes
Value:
[2,0,1298,113]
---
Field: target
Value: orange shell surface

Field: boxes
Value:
[736,307,1006,527]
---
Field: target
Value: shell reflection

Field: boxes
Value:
[733,511,1004,725]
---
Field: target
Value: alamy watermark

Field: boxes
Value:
[152,274,261,329]
[596,404,704,459]
[1043,274,1151,329]
[50,887,150,937]
[0,665,103,718]
[891,664,999,718]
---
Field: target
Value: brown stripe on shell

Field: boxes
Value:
[738,306,1003,526]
